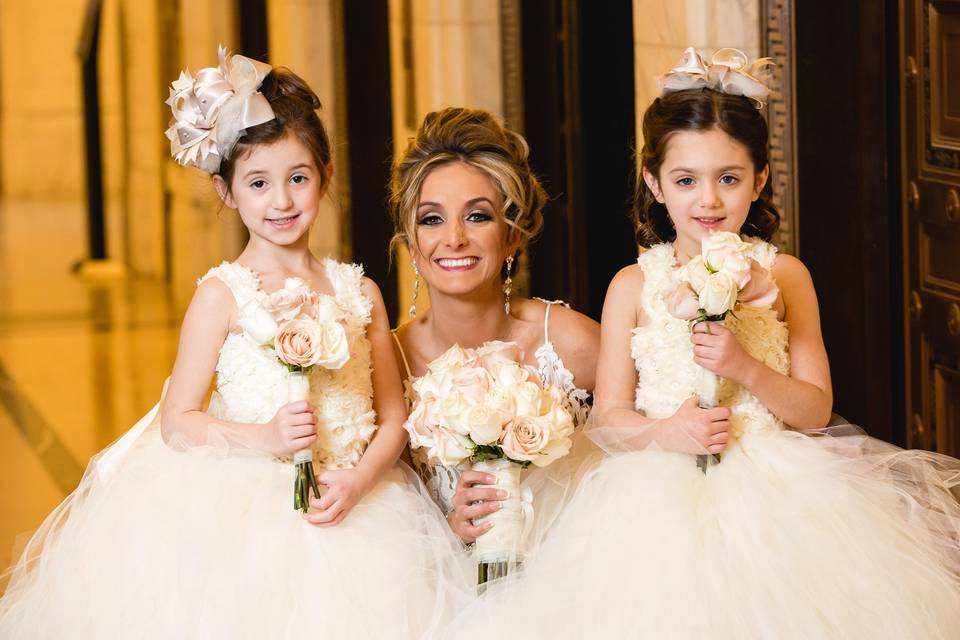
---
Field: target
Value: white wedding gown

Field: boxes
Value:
[445,241,960,639]
[0,259,472,639]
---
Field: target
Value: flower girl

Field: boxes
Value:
[447,47,960,639]
[0,49,470,639]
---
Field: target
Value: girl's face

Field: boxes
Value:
[643,127,768,258]
[411,161,516,300]
[215,133,331,247]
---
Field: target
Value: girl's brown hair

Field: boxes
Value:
[633,89,779,246]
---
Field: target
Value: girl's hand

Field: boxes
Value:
[304,468,374,527]
[447,470,505,544]
[691,321,758,384]
[657,396,731,455]
[261,401,317,455]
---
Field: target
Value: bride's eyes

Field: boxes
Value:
[465,210,493,223]
[417,213,443,226]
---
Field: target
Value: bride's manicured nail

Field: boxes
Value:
[484,521,494,529]
[485,474,497,484]
[496,490,508,499]
[495,501,503,509]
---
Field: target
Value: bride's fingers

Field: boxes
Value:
[461,500,502,522]
[457,470,495,489]
[453,486,502,507]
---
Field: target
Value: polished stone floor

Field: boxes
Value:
[0,201,181,576]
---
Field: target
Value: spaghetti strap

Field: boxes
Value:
[390,330,413,379]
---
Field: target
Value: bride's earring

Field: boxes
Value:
[503,255,514,314]
[409,261,421,318]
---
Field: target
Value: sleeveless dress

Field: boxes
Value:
[444,242,960,639]
[0,259,471,639]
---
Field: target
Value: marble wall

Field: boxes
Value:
[632,0,761,146]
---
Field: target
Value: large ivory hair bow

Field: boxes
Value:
[165,46,275,173]
[660,47,775,108]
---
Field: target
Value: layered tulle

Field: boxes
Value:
[0,414,474,639]
[446,424,960,640]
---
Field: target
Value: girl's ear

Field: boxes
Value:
[212,175,237,209]
[642,167,664,203]
[753,164,770,201]
[318,162,335,198]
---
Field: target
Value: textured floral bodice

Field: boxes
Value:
[199,259,377,469]
[630,241,790,439]
[399,301,591,514]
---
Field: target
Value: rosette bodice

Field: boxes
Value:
[198,259,377,469]
[630,241,789,438]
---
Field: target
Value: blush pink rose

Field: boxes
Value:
[738,259,780,309]
[702,231,751,288]
[275,318,324,368]
[476,340,523,370]
[500,415,550,463]
[666,281,701,320]
[264,278,315,321]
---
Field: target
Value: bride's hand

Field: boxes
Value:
[656,396,731,455]
[691,321,758,383]
[261,401,317,455]
[303,468,374,527]
[447,470,505,544]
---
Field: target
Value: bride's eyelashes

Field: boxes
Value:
[416,209,494,227]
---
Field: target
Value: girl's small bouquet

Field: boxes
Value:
[403,341,575,577]
[239,277,351,511]
[666,231,778,467]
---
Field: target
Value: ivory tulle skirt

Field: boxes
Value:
[445,425,960,640]
[0,409,474,639]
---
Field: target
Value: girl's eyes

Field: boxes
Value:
[719,175,739,185]
[676,177,695,187]
[291,174,308,185]
[250,179,267,189]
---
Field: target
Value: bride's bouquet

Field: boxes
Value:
[239,278,351,512]
[666,231,778,467]
[403,341,575,580]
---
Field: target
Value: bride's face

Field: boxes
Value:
[411,161,512,299]
[643,127,768,258]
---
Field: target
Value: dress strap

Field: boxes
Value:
[533,297,569,344]
[390,330,413,379]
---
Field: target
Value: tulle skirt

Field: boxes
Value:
[0,408,474,639]
[446,424,960,639]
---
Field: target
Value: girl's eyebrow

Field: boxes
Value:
[241,163,313,180]
[667,165,746,174]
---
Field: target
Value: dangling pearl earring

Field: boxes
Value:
[409,261,421,318]
[503,255,514,314]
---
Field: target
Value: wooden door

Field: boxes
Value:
[901,0,960,455]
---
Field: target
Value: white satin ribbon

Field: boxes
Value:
[660,46,775,108]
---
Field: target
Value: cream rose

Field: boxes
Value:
[702,231,751,287]
[698,271,740,316]
[315,295,345,323]
[511,380,544,417]
[428,344,472,374]
[683,255,711,291]
[264,279,314,321]
[429,428,473,466]
[666,281,701,320]
[460,404,507,446]
[489,361,532,390]
[275,318,324,368]
[437,391,473,435]
[476,340,523,370]
[450,366,492,404]
[314,320,351,369]
[238,300,279,344]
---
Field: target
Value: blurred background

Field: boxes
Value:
[1,0,957,570]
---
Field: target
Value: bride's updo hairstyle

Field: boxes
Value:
[218,69,333,193]
[389,107,547,259]
[633,88,780,247]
